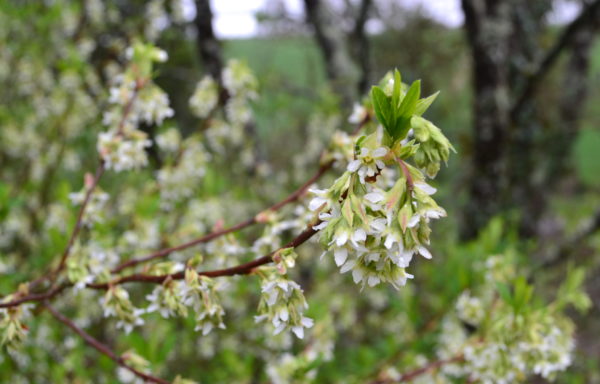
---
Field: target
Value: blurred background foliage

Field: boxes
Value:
[1,0,599,383]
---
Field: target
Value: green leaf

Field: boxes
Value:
[414,91,439,116]
[496,282,513,305]
[392,69,402,109]
[391,80,421,140]
[371,86,391,131]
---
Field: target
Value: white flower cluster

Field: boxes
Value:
[222,59,257,127]
[433,258,587,383]
[97,130,152,172]
[189,75,219,119]
[311,132,447,289]
[455,291,485,326]
[204,119,244,154]
[0,298,32,349]
[101,286,145,334]
[222,59,258,99]
[463,322,575,383]
[182,269,226,335]
[255,252,314,339]
[98,43,173,172]
[157,138,209,207]
[144,268,226,336]
[117,351,153,384]
[68,183,110,227]
[67,242,119,290]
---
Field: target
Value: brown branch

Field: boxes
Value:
[510,0,600,121]
[372,355,463,384]
[31,83,143,292]
[398,355,463,382]
[111,108,370,273]
[1,221,321,308]
[44,303,170,384]
[92,220,320,289]
[112,161,333,273]
[2,112,369,309]
[0,285,67,309]
[51,164,105,278]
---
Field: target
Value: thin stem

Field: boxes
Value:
[92,220,320,289]
[112,161,332,273]
[397,158,414,192]
[47,83,142,287]
[44,302,170,384]
[371,355,463,384]
[1,220,321,307]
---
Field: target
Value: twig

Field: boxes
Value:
[44,302,170,384]
[372,355,463,384]
[1,220,321,307]
[537,207,600,270]
[113,113,369,273]
[46,83,142,286]
[111,162,332,273]
[92,220,320,289]
[510,0,600,121]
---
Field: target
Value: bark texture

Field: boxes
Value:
[195,0,223,80]
[460,0,600,239]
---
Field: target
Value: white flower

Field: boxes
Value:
[189,76,219,118]
[348,103,367,124]
[347,147,388,183]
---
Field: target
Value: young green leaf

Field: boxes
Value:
[391,80,421,140]
[371,86,391,131]
[414,91,439,116]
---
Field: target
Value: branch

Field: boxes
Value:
[111,161,332,273]
[112,114,369,273]
[510,0,600,120]
[195,0,223,79]
[538,207,600,270]
[2,111,369,309]
[371,355,463,384]
[44,303,170,384]
[304,0,360,107]
[1,220,321,307]
[46,83,141,287]
[91,220,320,289]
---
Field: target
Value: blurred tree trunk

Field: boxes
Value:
[303,0,370,108]
[460,0,513,239]
[351,0,373,94]
[460,0,600,239]
[195,0,223,80]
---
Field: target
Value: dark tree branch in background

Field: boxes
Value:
[460,0,600,239]
[545,5,599,187]
[460,0,512,240]
[195,0,223,79]
[44,303,170,384]
[538,208,600,270]
[304,0,361,108]
[510,0,600,121]
[352,0,373,94]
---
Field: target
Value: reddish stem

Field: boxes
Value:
[44,302,170,384]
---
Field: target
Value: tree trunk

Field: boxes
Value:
[195,0,223,80]
[304,0,362,108]
[460,0,513,239]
